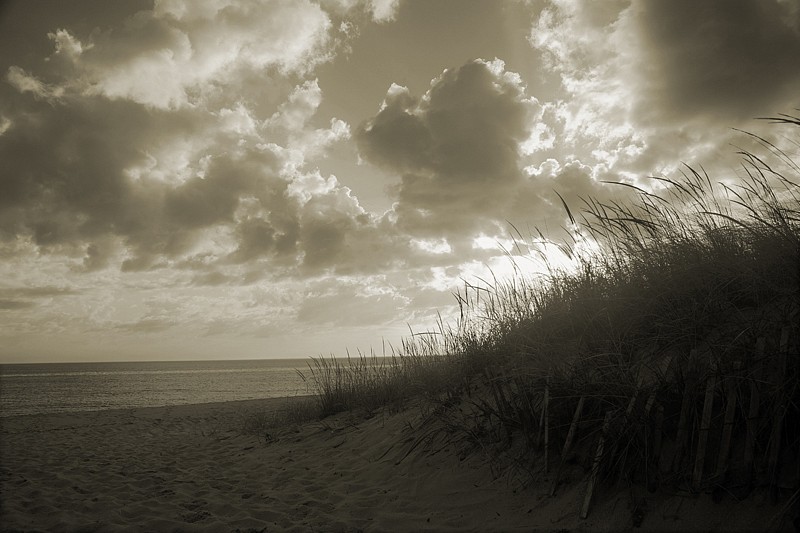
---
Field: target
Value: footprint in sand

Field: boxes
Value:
[179,500,211,523]
[181,509,211,523]
[180,499,207,511]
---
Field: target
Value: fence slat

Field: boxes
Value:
[715,362,740,481]
[650,404,665,491]
[537,380,548,448]
[768,327,790,501]
[543,381,550,474]
[581,410,614,520]
[671,350,699,472]
[692,369,717,491]
[743,337,765,487]
[550,396,585,497]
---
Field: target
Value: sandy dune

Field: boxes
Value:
[0,398,784,532]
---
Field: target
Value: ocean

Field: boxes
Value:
[0,359,313,417]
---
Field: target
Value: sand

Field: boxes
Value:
[0,397,788,532]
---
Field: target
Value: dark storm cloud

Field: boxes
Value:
[639,0,800,119]
[359,59,533,181]
[357,59,541,236]
[356,58,623,240]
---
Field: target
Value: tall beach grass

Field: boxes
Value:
[288,117,799,510]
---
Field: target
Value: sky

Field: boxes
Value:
[1,0,799,363]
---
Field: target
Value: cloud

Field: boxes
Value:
[357,58,550,237]
[36,0,336,109]
[0,65,391,278]
[0,300,36,310]
[190,270,236,286]
[297,290,404,326]
[0,286,81,298]
[367,0,402,22]
[528,0,800,180]
[0,0,365,277]
[637,0,800,119]
[356,57,625,245]
[6,66,64,101]
[1,0,470,293]
[116,317,176,333]
[0,90,224,268]
[267,79,352,165]
[0,285,80,311]
[320,0,403,23]
[297,278,409,326]
[0,4,638,294]
[269,79,324,132]
[530,1,649,165]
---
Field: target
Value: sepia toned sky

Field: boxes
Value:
[1,0,799,362]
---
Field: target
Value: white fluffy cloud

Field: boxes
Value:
[321,0,403,23]
[38,0,334,109]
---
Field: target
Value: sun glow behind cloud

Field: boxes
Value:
[0,0,798,362]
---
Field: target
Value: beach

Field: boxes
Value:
[0,398,782,532]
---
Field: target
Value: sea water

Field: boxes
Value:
[0,359,313,417]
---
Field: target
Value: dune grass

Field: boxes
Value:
[299,350,467,418]
[276,118,800,509]
[421,118,800,495]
